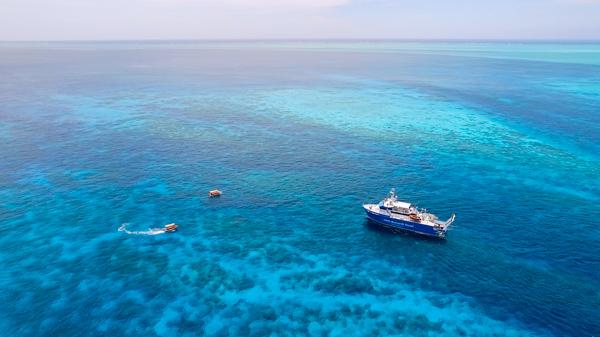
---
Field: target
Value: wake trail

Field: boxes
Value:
[118,223,166,235]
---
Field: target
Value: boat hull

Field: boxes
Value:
[363,206,446,238]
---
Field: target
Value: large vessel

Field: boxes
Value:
[363,189,455,238]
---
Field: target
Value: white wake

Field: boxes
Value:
[118,223,166,235]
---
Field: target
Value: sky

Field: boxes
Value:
[1,0,600,41]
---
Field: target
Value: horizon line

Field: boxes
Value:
[2,38,600,44]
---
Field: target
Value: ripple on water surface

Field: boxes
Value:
[0,42,598,337]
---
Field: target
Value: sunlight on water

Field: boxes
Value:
[0,41,598,337]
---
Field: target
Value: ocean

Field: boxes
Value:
[0,41,598,336]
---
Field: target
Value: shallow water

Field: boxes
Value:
[0,41,599,336]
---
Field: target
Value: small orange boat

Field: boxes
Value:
[164,223,178,232]
[208,189,222,198]
[409,214,422,222]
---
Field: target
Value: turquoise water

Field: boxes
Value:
[0,41,599,336]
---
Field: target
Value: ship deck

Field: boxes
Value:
[363,204,448,229]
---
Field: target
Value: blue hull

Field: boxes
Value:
[364,208,446,238]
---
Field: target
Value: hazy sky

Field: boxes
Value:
[2,0,600,41]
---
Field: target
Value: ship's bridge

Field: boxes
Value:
[381,199,412,210]
[392,201,411,209]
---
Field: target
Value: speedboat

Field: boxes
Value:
[363,189,455,239]
[164,223,178,232]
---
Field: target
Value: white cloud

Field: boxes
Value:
[554,0,600,3]
[1,0,599,40]
[149,0,350,9]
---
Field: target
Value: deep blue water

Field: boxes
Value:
[0,41,599,336]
